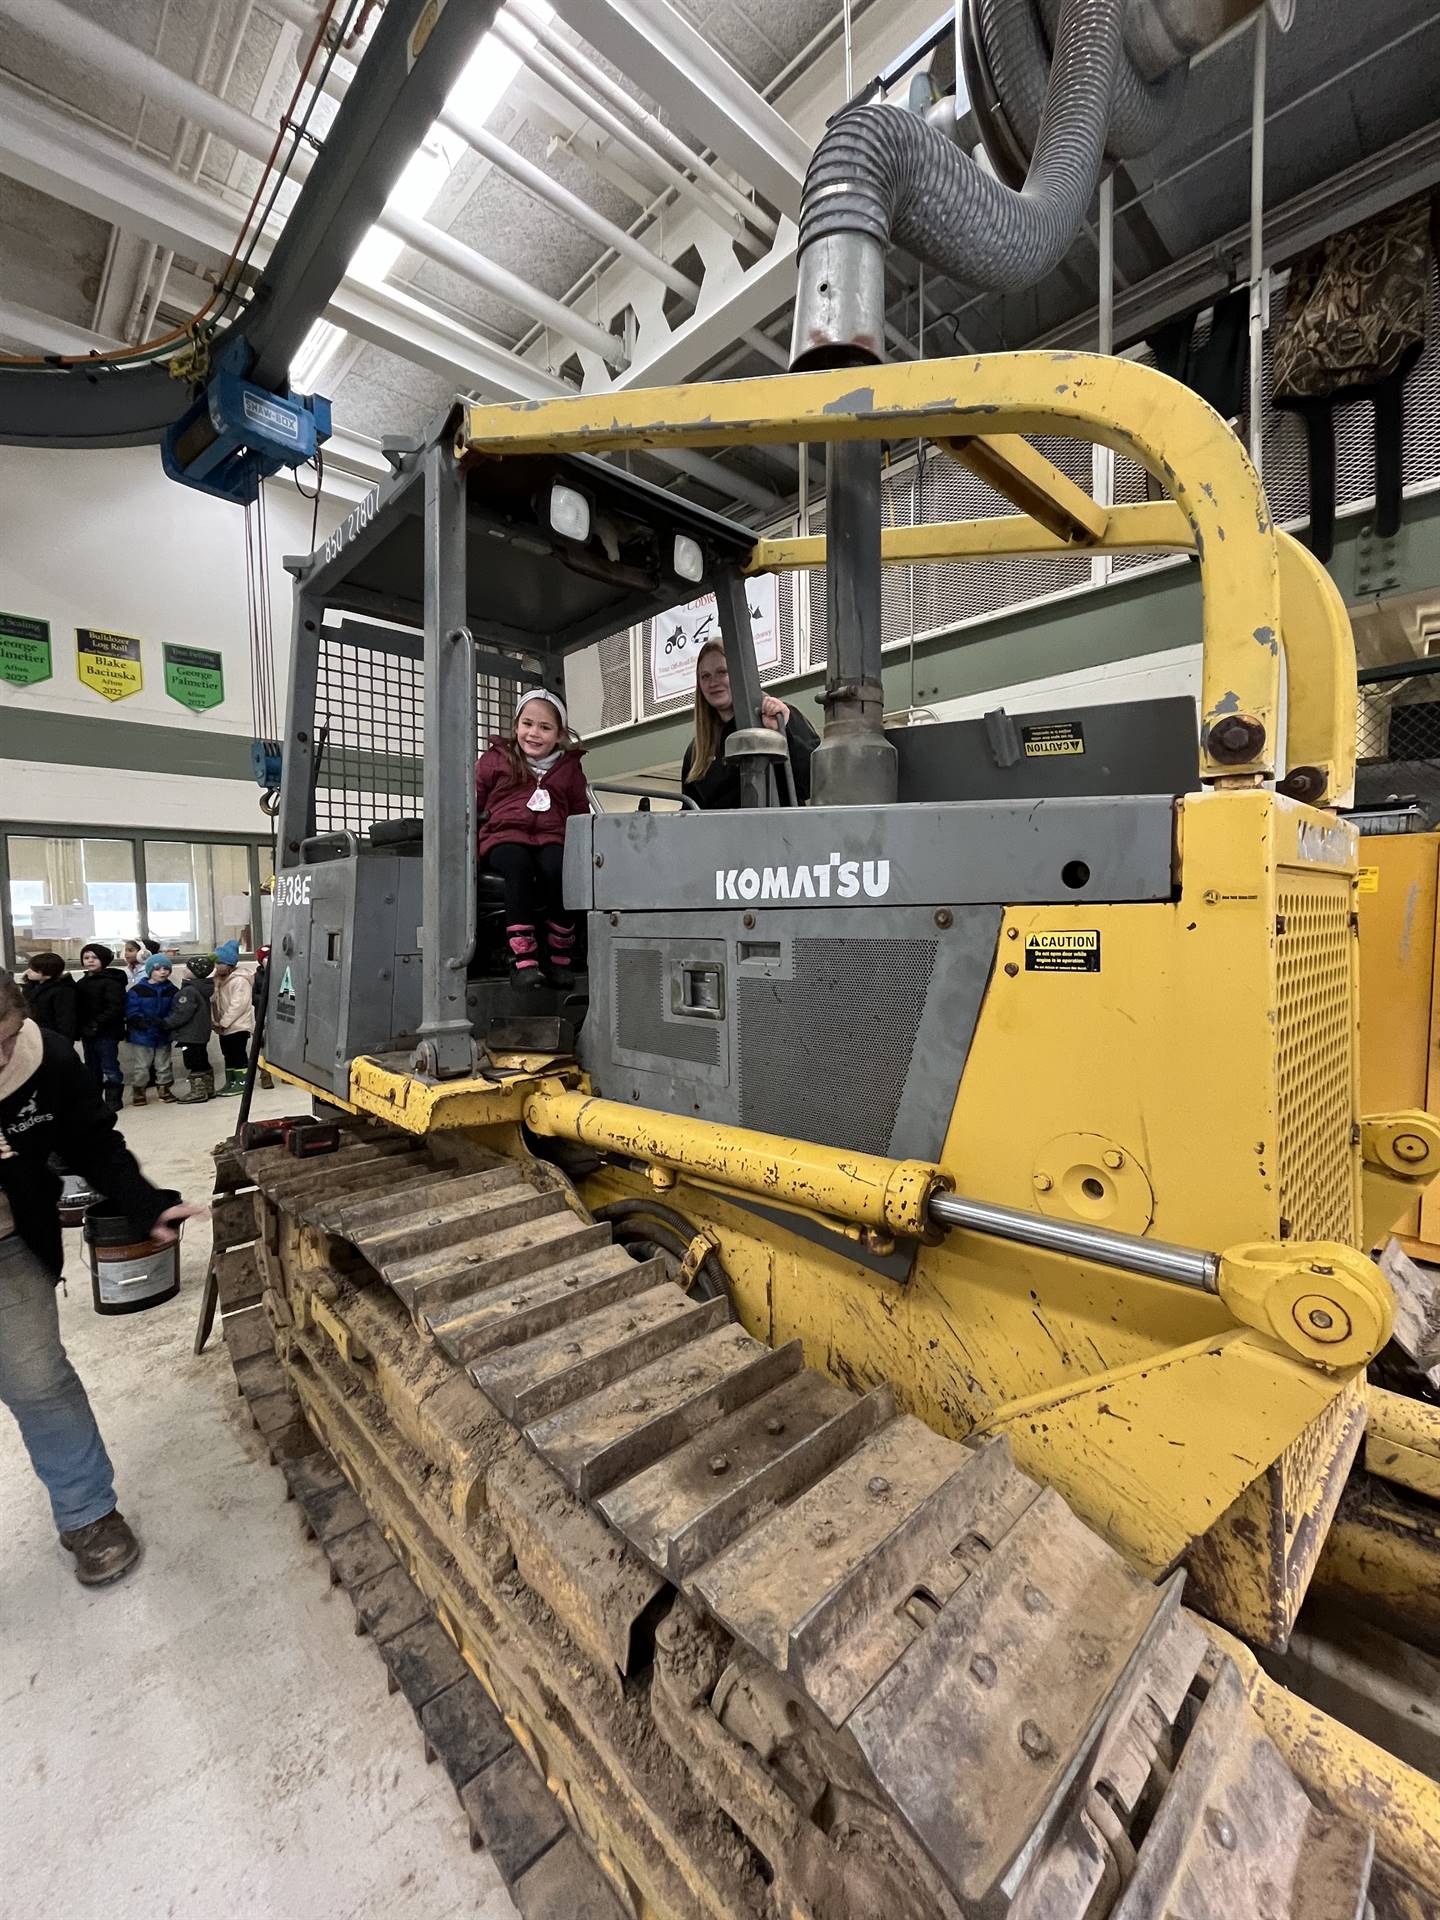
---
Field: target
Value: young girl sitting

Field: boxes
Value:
[475,692,589,988]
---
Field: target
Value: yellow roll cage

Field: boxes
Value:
[458,351,1354,802]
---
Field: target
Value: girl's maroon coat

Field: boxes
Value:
[474,740,588,858]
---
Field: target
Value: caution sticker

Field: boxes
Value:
[1022,719,1085,757]
[1357,866,1380,895]
[1025,930,1101,972]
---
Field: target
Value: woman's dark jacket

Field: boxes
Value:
[23,974,79,1041]
[0,1029,166,1276]
[681,707,819,811]
[75,966,127,1041]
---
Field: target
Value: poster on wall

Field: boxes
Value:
[649,574,780,704]
[76,627,143,702]
[0,611,53,687]
[30,903,96,941]
[163,642,225,712]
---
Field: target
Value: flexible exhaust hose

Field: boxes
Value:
[1026,0,1185,158]
[791,0,1124,365]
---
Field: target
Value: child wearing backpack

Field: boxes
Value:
[167,953,217,1103]
[474,693,588,989]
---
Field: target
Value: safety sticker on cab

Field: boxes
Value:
[1025,930,1100,972]
[1022,720,1084,757]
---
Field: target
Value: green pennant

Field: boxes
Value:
[163,642,225,712]
[0,611,53,687]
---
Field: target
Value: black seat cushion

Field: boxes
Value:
[369,816,423,848]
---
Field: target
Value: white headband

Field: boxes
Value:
[517,691,568,730]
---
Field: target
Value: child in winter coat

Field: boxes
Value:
[474,692,589,989]
[210,941,254,1095]
[166,953,216,1103]
[124,955,179,1105]
[22,952,78,1042]
[75,943,127,1110]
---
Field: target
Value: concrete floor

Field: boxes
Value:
[1,1085,518,1920]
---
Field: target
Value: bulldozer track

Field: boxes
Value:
[210,1122,1416,1920]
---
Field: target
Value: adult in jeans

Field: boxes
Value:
[0,978,201,1583]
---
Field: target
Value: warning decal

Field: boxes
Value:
[1022,720,1085,757]
[1025,930,1101,972]
[1357,866,1379,895]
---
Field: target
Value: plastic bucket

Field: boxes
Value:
[84,1190,181,1315]
[57,1170,102,1230]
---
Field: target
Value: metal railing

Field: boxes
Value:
[1354,656,1440,830]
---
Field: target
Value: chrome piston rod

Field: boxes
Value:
[927,1191,1221,1292]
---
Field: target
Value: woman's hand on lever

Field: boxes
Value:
[759,695,790,733]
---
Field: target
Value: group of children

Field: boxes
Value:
[20,938,255,1109]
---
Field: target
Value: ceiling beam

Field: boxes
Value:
[544,0,810,219]
[0,80,238,270]
[0,298,119,357]
[0,90,773,506]
[1040,118,1440,353]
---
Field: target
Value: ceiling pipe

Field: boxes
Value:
[434,102,785,368]
[377,204,628,367]
[0,0,288,175]
[490,12,760,254]
[506,0,777,244]
[128,0,235,343]
[310,28,787,368]
[0,0,781,510]
[259,0,322,29]
[0,0,638,373]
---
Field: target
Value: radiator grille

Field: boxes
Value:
[1274,875,1356,1243]
[737,938,938,1154]
[613,948,722,1066]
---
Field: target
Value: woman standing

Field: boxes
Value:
[680,639,817,811]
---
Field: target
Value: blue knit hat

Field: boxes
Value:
[213,940,241,965]
[144,952,172,976]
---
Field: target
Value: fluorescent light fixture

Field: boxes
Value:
[673,534,704,583]
[289,319,344,393]
[291,4,553,394]
[347,2,554,290]
[549,482,591,542]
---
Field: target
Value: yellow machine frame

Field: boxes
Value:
[268,353,1434,1649]
[1358,830,1440,1258]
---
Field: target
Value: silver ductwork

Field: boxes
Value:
[790,0,1271,370]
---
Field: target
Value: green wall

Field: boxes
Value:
[582,490,1440,781]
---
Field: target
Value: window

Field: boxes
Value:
[3,831,267,971]
[6,836,139,964]
[144,841,255,952]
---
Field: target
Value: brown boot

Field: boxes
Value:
[60,1509,141,1586]
[128,1086,149,1107]
[156,1085,177,1103]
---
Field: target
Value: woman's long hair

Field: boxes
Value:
[688,639,729,782]
[493,694,581,787]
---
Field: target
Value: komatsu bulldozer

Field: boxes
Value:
[204,346,1440,1920]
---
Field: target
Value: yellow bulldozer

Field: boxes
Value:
[203,345,1440,1920]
